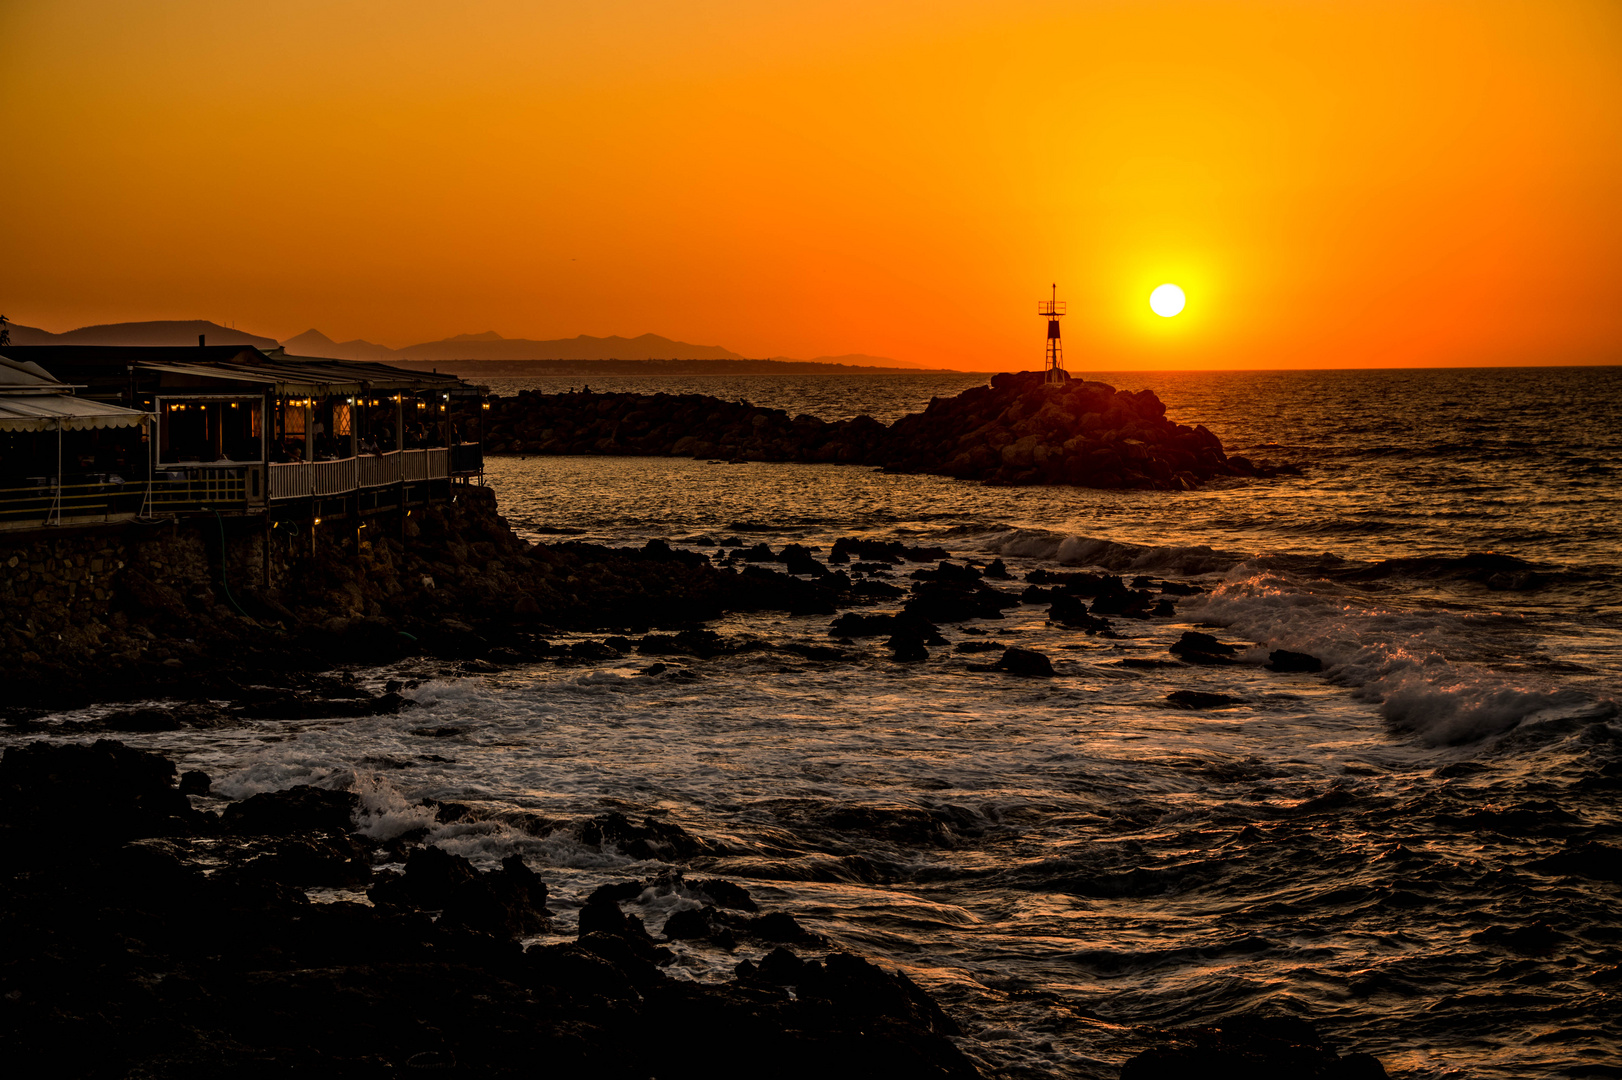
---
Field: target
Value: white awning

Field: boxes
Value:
[0,394,151,433]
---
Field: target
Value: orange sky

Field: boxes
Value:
[2,0,1619,369]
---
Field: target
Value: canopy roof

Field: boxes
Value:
[0,353,75,394]
[0,346,478,400]
[0,392,150,433]
[133,356,466,396]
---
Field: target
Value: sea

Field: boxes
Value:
[18,367,1622,1078]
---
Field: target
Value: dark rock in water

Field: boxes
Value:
[178,769,212,796]
[1170,631,1242,664]
[0,739,199,841]
[1089,579,1157,618]
[587,880,647,906]
[911,560,983,584]
[831,537,952,563]
[1267,648,1325,673]
[887,630,930,662]
[578,810,708,860]
[953,639,1005,653]
[1121,1014,1390,1079]
[662,905,718,941]
[692,876,759,912]
[752,945,809,985]
[1047,593,1116,634]
[99,706,182,732]
[751,910,818,943]
[904,581,1017,623]
[244,834,373,888]
[370,847,550,937]
[740,542,777,562]
[1026,568,1118,594]
[982,558,1011,579]
[1160,580,1205,596]
[829,611,900,637]
[1151,600,1176,617]
[638,627,732,658]
[994,647,1055,677]
[222,785,360,837]
[1166,690,1246,709]
[449,853,552,937]
[369,844,480,910]
[568,639,621,661]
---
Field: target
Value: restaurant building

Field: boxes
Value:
[0,345,485,534]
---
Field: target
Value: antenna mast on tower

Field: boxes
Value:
[1037,283,1068,384]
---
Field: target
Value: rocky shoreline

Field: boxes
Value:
[0,739,1391,1079]
[471,371,1293,489]
[3,482,1401,1077]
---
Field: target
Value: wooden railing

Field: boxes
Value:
[267,447,457,500]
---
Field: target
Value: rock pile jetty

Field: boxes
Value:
[473,370,1286,488]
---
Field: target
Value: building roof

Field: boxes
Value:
[0,354,75,394]
[0,346,476,398]
[0,392,150,433]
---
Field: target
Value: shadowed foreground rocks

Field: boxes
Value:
[472,370,1293,489]
[0,739,980,1079]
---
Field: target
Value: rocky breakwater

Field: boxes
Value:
[2,486,848,709]
[473,370,1287,489]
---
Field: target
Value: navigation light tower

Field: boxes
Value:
[1038,284,1067,384]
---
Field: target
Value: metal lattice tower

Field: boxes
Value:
[1038,283,1067,384]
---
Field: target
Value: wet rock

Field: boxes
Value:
[637,628,732,658]
[1047,593,1116,633]
[1170,631,1241,664]
[661,904,739,949]
[568,639,621,661]
[222,785,360,837]
[243,834,373,887]
[178,769,212,796]
[1166,690,1246,709]
[993,647,1055,677]
[752,945,808,985]
[904,582,1017,623]
[578,811,708,860]
[369,845,478,909]
[911,560,982,584]
[982,558,1012,579]
[692,877,758,912]
[1267,648,1324,673]
[99,706,183,732]
[953,640,1005,654]
[750,911,818,943]
[0,739,200,842]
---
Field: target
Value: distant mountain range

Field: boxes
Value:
[281,328,750,363]
[3,319,280,349]
[3,319,963,372]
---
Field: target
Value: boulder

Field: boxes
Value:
[1169,631,1242,665]
[993,647,1055,677]
[1267,649,1324,673]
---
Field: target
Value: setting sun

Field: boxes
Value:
[1150,284,1187,318]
